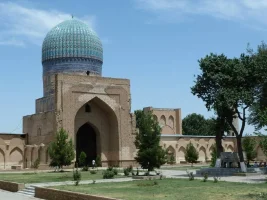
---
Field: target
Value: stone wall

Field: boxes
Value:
[0,134,25,169]
[144,107,182,135]
[0,180,25,192]
[161,135,236,163]
[35,187,120,200]
[161,135,267,163]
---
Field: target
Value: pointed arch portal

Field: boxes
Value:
[76,123,97,166]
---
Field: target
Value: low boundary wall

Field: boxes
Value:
[0,180,25,192]
[35,187,121,200]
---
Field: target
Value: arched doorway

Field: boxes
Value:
[76,123,97,166]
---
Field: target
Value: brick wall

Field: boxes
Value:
[0,180,25,192]
[35,187,121,200]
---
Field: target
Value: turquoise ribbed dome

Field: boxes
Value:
[41,19,103,96]
[42,19,103,63]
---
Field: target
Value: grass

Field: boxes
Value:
[52,178,267,200]
[0,170,123,184]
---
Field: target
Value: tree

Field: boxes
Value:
[191,53,259,172]
[257,133,267,157]
[210,144,217,167]
[182,113,208,135]
[134,110,167,173]
[242,135,257,167]
[185,142,199,166]
[48,128,75,170]
[78,151,87,167]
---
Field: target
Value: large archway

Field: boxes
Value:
[74,97,120,166]
[76,123,97,166]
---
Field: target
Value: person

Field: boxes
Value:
[92,159,95,168]
[253,161,258,168]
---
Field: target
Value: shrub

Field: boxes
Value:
[113,168,118,175]
[95,155,102,167]
[123,166,133,176]
[90,170,97,174]
[32,158,40,171]
[106,166,118,175]
[213,176,219,183]
[203,172,208,182]
[79,152,87,167]
[103,170,115,179]
[124,168,130,176]
[107,166,113,170]
[82,166,89,171]
[169,154,175,165]
[73,169,81,186]
[186,170,194,181]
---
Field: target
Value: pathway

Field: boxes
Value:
[0,189,40,200]
[161,169,267,184]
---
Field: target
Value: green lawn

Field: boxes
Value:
[53,178,267,200]
[0,170,122,184]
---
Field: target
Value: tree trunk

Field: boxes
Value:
[215,116,224,168]
[236,136,247,172]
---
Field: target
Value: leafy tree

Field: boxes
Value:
[257,133,267,157]
[78,151,87,167]
[191,53,259,172]
[182,113,207,135]
[183,114,230,136]
[210,144,217,167]
[48,128,75,170]
[242,135,257,167]
[134,110,167,173]
[185,142,199,166]
[248,42,267,129]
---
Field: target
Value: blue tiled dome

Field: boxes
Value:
[42,19,103,76]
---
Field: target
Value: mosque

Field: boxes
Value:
[2,18,263,170]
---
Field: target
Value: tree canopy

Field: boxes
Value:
[134,110,166,172]
[182,113,208,135]
[182,113,230,136]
